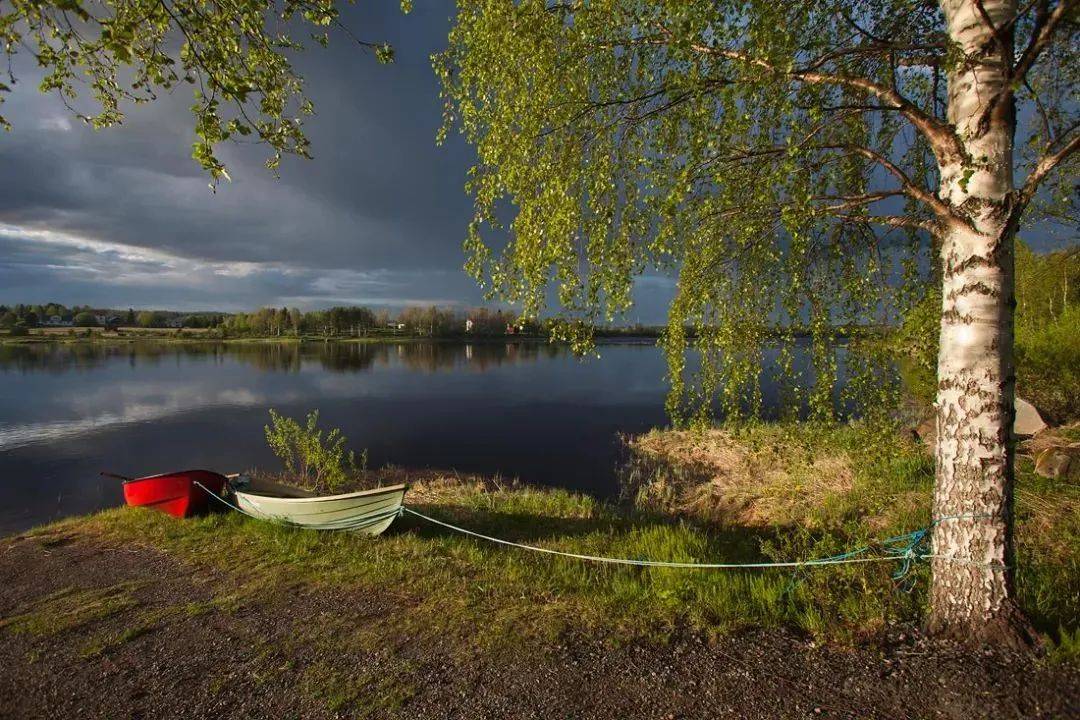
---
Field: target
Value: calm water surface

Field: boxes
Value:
[0,339,857,533]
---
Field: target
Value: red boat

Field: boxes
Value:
[116,470,228,518]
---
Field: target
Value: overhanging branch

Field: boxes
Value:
[679,39,965,165]
[1017,131,1080,208]
[833,213,935,232]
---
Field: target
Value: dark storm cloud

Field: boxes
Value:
[0,2,490,311]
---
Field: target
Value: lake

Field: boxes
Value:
[0,339,862,534]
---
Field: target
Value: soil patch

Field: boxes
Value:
[1,527,1076,720]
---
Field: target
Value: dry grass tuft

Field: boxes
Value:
[625,427,856,528]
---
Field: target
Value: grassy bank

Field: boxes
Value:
[623,422,1079,653]
[21,423,1078,658]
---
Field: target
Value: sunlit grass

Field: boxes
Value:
[0,583,142,638]
[26,423,1078,653]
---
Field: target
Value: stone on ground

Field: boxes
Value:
[1034,443,1080,480]
[1015,397,1048,437]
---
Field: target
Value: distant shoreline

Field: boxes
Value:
[0,331,653,346]
[0,326,882,346]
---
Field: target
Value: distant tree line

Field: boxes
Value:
[222,305,543,338]
[0,302,547,338]
[1,301,890,340]
[0,303,225,331]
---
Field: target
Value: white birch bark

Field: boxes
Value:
[929,0,1031,643]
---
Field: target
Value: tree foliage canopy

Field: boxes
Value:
[1,0,404,183]
[437,0,1078,422]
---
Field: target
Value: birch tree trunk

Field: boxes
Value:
[929,0,1033,644]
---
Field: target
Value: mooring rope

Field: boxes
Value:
[400,507,989,574]
[195,482,1005,575]
[402,507,906,569]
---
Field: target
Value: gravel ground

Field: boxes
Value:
[0,529,1076,720]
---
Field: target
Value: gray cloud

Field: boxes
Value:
[3,4,1067,322]
[0,2,491,312]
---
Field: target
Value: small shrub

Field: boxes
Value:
[264,410,366,492]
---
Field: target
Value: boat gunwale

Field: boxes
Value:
[123,469,226,485]
[235,493,404,519]
[233,482,408,504]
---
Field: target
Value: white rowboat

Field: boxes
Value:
[231,476,406,535]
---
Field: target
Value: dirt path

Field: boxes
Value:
[0,529,1076,720]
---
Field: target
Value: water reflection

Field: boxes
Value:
[0,339,891,534]
[0,340,671,533]
[0,339,568,375]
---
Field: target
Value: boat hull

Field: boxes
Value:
[233,481,406,535]
[123,470,227,518]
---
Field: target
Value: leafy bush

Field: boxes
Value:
[264,410,366,493]
[1014,245,1079,422]
[1016,243,1079,331]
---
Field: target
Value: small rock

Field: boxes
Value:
[1035,449,1071,479]
[1014,397,1047,437]
[1034,444,1080,480]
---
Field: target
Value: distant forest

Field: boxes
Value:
[0,303,637,338]
[0,301,898,340]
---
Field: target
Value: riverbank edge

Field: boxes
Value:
[1,456,1078,719]
[4,419,1078,654]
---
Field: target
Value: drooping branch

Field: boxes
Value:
[1017,131,1080,208]
[819,144,963,226]
[815,190,906,212]
[2,0,394,179]
[833,213,936,231]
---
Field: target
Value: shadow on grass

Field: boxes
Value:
[392,503,778,564]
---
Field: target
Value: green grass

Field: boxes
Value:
[24,423,1079,657]
[0,583,142,638]
[1016,305,1080,423]
[76,601,216,659]
[56,499,810,645]
[626,421,1079,648]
